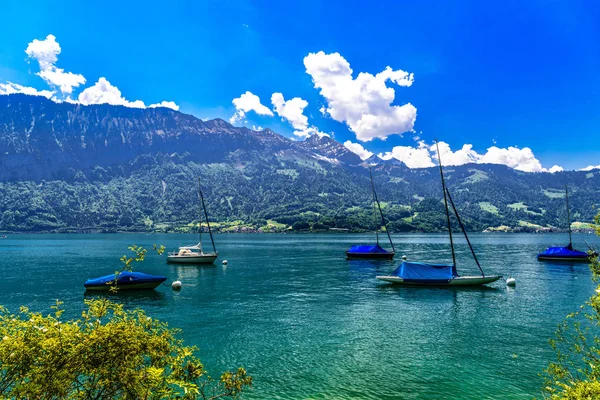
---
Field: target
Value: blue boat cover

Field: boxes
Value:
[347,244,391,254]
[538,245,589,259]
[391,261,458,283]
[84,271,167,287]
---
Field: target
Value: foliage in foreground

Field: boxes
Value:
[542,213,600,399]
[0,299,251,399]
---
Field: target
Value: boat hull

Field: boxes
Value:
[346,252,395,260]
[85,281,164,291]
[376,275,502,286]
[537,255,592,262]
[167,253,218,264]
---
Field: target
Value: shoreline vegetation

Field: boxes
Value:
[0,224,597,235]
[542,214,600,399]
[0,245,252,399]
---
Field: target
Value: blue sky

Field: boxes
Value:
[1,0,599,171]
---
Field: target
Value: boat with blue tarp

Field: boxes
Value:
[346,244,394,260]
[537,244,592,261]
[537,185,596,262]
[377,140,501,286]
[84,271,167,291]
[346,170,395,260]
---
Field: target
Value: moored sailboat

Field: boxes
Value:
[167,178,218,264]
[346,170,395,260]
[377,141,501,286]
[537,185,597,262]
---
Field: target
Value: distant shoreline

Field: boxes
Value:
[0,228,596,235]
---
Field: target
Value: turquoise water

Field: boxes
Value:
[1,233,599,399]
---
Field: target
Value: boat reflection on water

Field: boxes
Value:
[84,288,167,305]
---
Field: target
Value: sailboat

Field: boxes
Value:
[377,141,502,286]
[346,170,395,260]
[167,178,219,264]
[537,185,596,262]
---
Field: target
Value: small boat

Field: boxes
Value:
[167,178,218,264]
[537,185,596,262]
[346,170,395,260]
[84,271,167,291]
[377,141,501,287]
[346,244,394,260]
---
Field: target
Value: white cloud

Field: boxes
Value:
[379,141,563,172]
[270,92,327,139]
[78,78,145,108]
[378,141,434,168]
[25,34,86,96]
[0,82,54,98]
[72,78,178,110]
[433,142,479,166]
[304,51,416,142]
[343,141,373,160]
[229,91,273,124]
[294,126,330,139]
[271,93,309,130]
[3,34,179,110]
[548,165,564,173]
[477,146,545,172]
[148,101,179,111]
[581,165,600,171]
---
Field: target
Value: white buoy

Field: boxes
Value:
[222,260,228,265]
[506,277,516,287]
[402,255,407,260]
[172,280,182,290]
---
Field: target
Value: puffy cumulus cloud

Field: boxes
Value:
[433,142,479,166]
[0,82,54,98]
[148,101,179,111]
[271,92,327,139]
[476,146,547,172]
[25,34,85,96]
[581,165,600,171]
[548,165,564,173]
[304,51,416,142]
[343,141,373,160]
[229,91,273,124]
[379,141,563,172]
[2,34,179,110]
[271,93,309,130]
[78,78,146,108]
[77,78,178,110]
[378,141,435,168]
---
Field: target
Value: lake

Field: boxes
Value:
[1,232,598,399]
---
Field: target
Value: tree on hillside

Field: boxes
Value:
[542,212,600,399]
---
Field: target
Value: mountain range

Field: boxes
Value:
[0,94,598,233]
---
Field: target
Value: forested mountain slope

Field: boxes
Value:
[1,94,598,233]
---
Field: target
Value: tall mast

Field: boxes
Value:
[371,170,379,245]
[435,140,456,267]
[565,184,572,247]
[198,177,216,253]
[370,169,395,253]
[445,187,485,276]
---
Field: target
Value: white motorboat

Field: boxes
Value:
[167,243,218,264]
[167,178,219,265]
